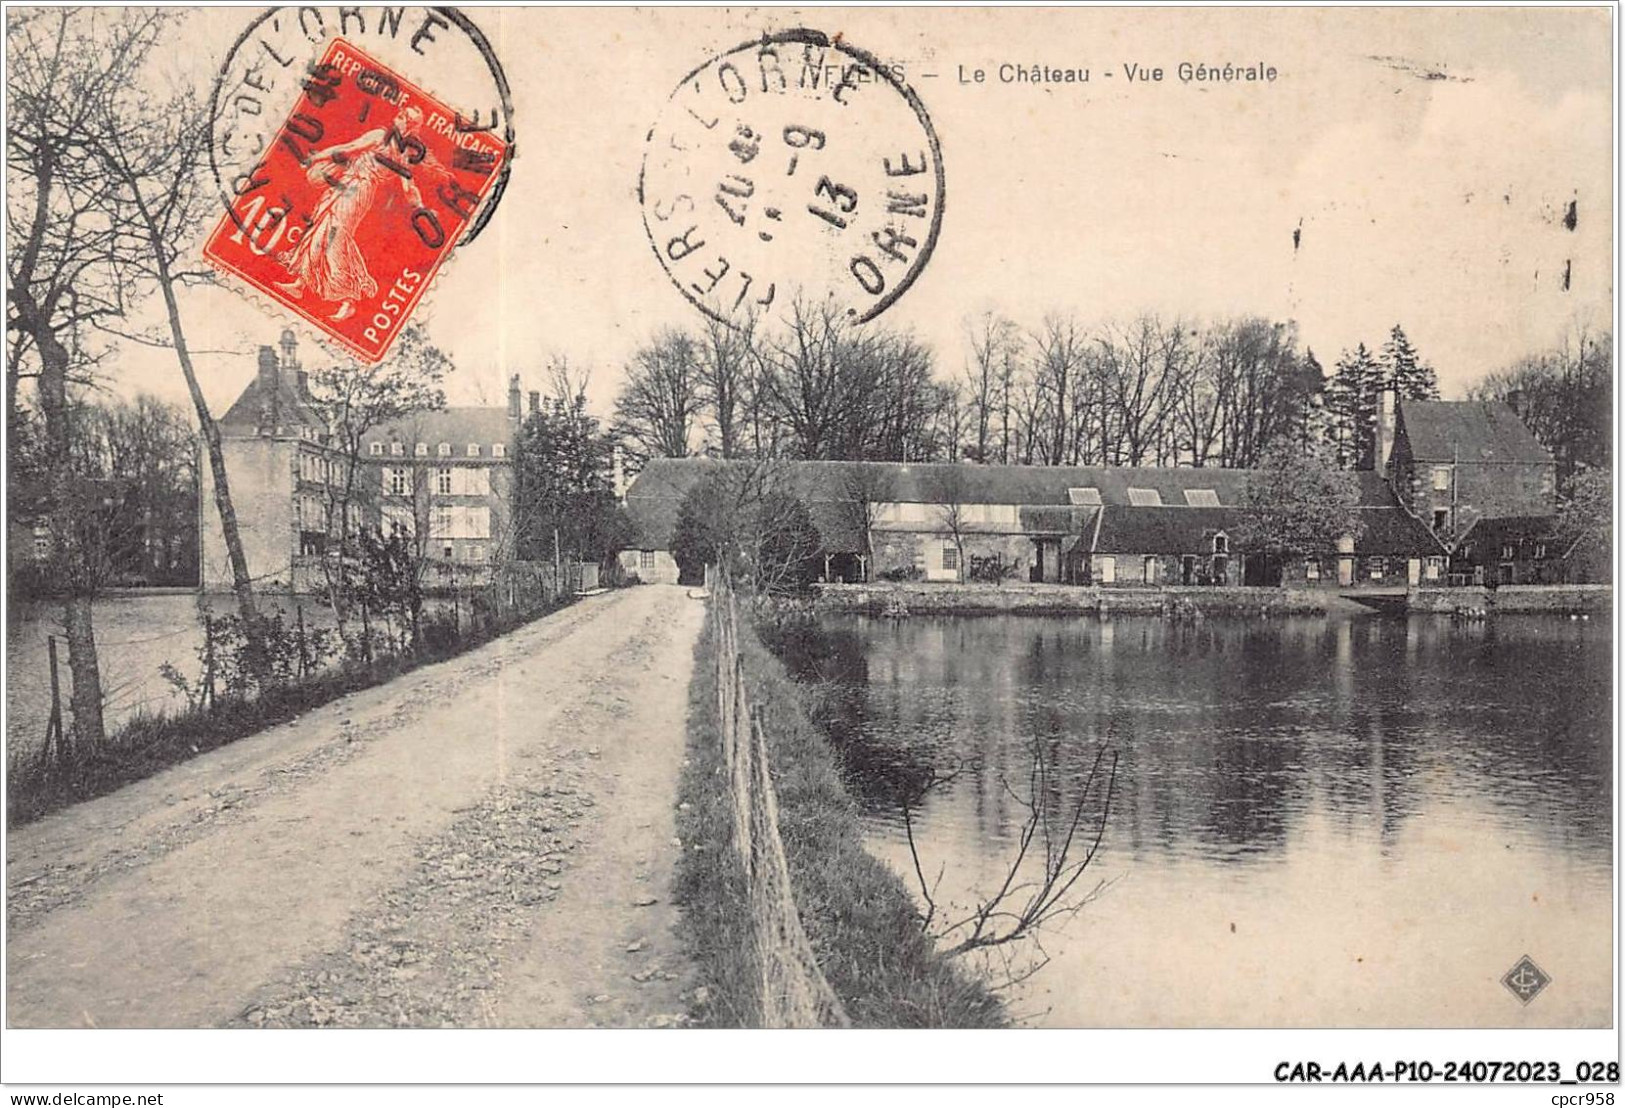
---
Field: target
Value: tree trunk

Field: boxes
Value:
[63,593,107,754]
[26,293,110,754]
[145,245,266,673]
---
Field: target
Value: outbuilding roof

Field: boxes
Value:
[623,457,1434,556]
[1396,400,1551,465]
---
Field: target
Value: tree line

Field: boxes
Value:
[613,299,1460,474]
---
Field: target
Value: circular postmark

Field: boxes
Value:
[639,29,946,325]
[208,6,514,246]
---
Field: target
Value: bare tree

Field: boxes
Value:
[837,464,895,582]
[903,741,1119,979]
[306,326,449,630]
[963,312,1020,463]
[1028,313,1089,465]
[85,19,266,662]
[615,327,703,461]
[696,313,756,458]
[7,9,171,753]
[924,466,972,583]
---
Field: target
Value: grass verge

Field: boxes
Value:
[7,595,575,828]
[673,602,1006,1028]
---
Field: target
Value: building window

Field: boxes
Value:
[1143,556,1157,582]
[492,443,506,458]
[382,505,414,537]
[1368,557,1386,580]
[437,467,453,495]
[1534,542,1548,559]
[1098,556,1116,583]
[388,467,409,496]
[443,545,454,560]
[942,545,960,572]
[641,550,655,570]
[1184,488,1220,507]
[467,443,480,457]
[1305,558,1321,581]
[1067,487,1102,506]
[390,441,404,456]
[1432,466,1450,491]
[369,442,384,456]
[1501,543,1516,560]
[1212,533,1228,555]
[1126,487,1162,507]
[1433,509,1449,532]
[438,443,452,457]
[1426,557,1443,581]
[415,443,428,457]
[1541,469,1555,497]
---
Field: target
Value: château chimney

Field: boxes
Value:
[1375,388,1397,474]
[529,390,541,415]
[257,345,280,435]
[508,373,522,419]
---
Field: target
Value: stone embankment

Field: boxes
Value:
[811,582,1330,617]
[1407,584,1611,615]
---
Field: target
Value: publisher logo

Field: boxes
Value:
[1501,955,1551,1005]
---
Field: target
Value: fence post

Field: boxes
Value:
[46,634,66,768]
[202,614,217,710]
[296,604,309,678]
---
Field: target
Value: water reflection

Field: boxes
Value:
[773,612,1612,1026]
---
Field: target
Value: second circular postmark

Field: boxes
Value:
[639,29,946,326]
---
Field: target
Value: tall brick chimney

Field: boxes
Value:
[257,345,279,435]
[1376,388,1397,474]
[508,374,522,419]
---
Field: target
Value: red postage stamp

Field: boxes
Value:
[203,38,509,365]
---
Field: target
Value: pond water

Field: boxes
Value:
[5,594,341,761]
[778,612,1613,1027]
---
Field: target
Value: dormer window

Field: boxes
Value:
[467,443,480,457]
[390,441,404,456]
[369,442,384,456]
[438,443,452,457]
[1067,487,1101,506]
[1184,489,1220,507]
[1213,532,1229,555]
[415,443,428,457]
[492,443,506,458]
[1127,487,1162,507]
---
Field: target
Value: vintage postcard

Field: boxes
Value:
[3,3,1616,1095]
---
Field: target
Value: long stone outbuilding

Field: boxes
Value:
[619,457,1447,590]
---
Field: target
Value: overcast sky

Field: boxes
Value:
[108,5,1613,423]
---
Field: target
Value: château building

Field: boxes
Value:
[199,331,525,593]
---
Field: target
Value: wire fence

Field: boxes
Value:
[710,567,850,1029]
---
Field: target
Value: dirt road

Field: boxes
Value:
[6,585,705,1028]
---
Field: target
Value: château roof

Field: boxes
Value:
[367,407,516,455]
[218,367,323,430]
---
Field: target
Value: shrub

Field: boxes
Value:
[966,553,1021,583]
